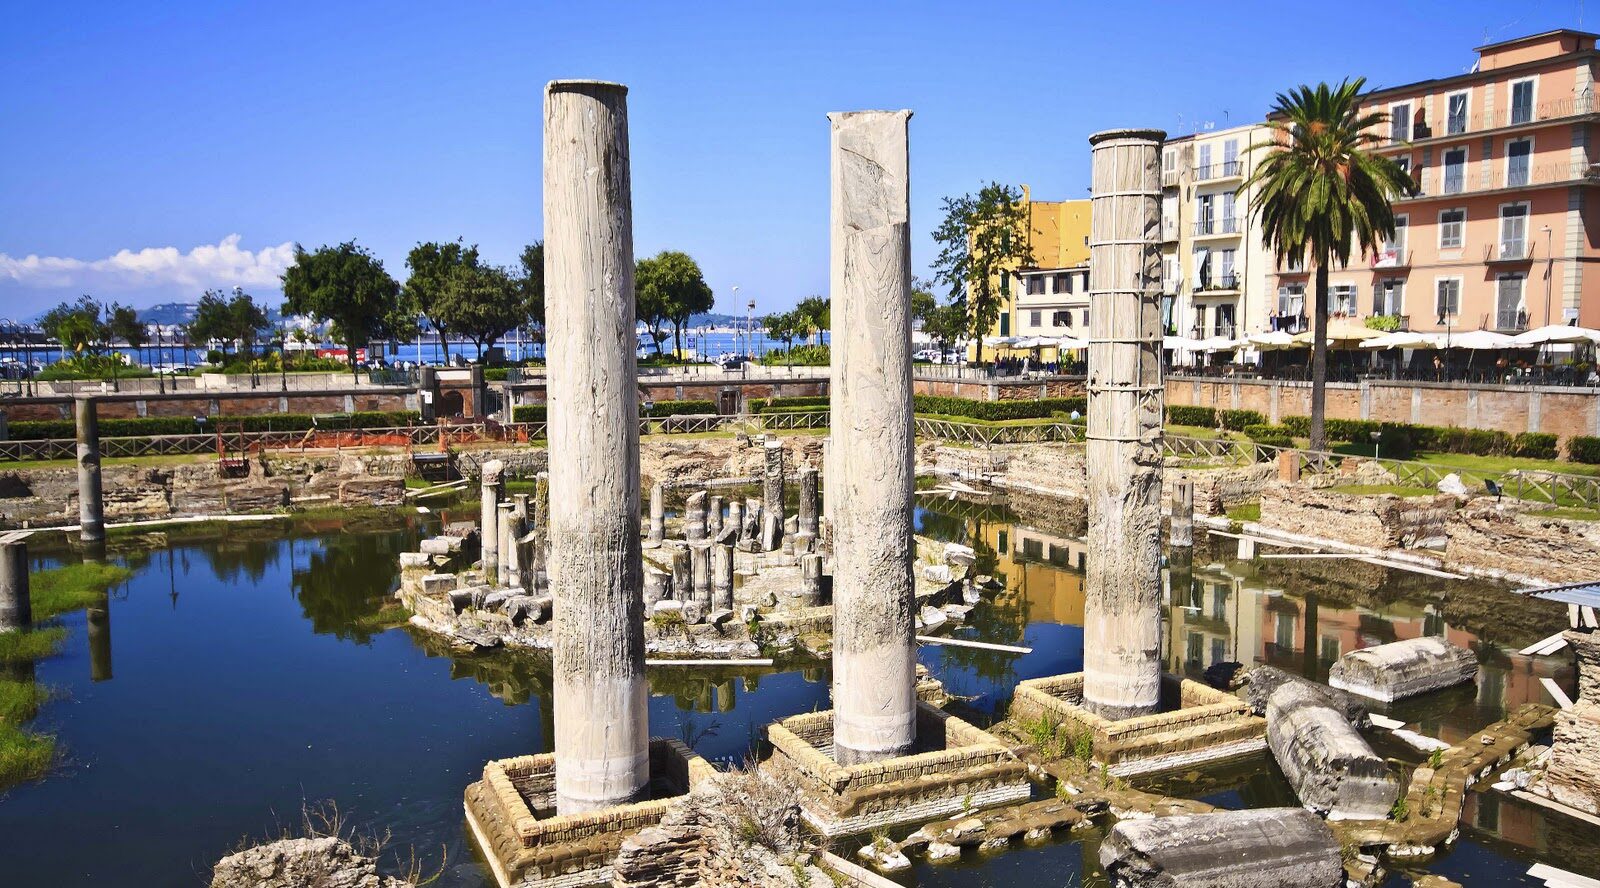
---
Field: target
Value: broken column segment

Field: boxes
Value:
[828,109,916,765]
[711,543,734,611]
[799,553,824,608]
[797,463,819,542]
[683,489,707,543]
[544,78,647,814]
[1328,636,1479,702]
[1082,129,1166,721]
[645,481,665,548]
[75,397,105,544]
[706,494,724,541]
[1266,679,1398,820]
[498,500,517,586]
[1169,477,1193,548]
[0,538,30,632]
[722,500,743,545]
[1101,808,1343,888]
[479,459,504,584]
[763,438,785,549]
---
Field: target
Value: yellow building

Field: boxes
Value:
[967,188,1092,360]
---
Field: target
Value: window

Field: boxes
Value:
[999,272,1010,297]
[1054,272,1069,293]
[1027,275,1045,296]
[1439,209,1466,249]
[1221,192,1236,231]
[1329,283,1358,315]
[1278,284,1305,316]
[1381,214,1408,263]
[1447,91,1468,135]
[1507,138,1532,187]
[1443,147,1467,194]
[1216,303,1235,337]
[1053,310,1072,328]
[999,313,1010,335]
[1496,274,1525,330]
[1029,310,1042,327]
[1501,203,1528,258]
[1374,279,1405,316]
[1193,247,1211,288]
[1391,103,1411,142]
[1396,155,1412,175]
[1192,305,1207,336]
[1197,193,1214,233]
[1162,149,1176,172]
[1217,249,1236,287]
[1511,78,1535,125]
[1435,278,1461,318]
[1223,138,1239,175]
[997,530,1007,554]
[1081,309,1089,327]
[1197,143,1212,178]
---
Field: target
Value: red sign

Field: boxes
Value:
[316,347,368,363]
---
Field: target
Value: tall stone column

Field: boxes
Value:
[645,482,665,548]
[684,490,707,543]
[706,495,724,540]
[480,459,504,584]
[828,109,917,764]
[0,539,30,632]
[499,501,520,587]
[545,79,648,814]
[798,464,819,538]
[711,544,734,611]
[1170,477,1194,548]
[763,438,785,548]
[1082,128,1166,721]
[724,501,744,545]
[75,397,105,544]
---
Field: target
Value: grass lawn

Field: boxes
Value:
[1531,506,1600,520]
[29,562,131,620]
[1326,483,1438,498]
[1326,443,1600,479]
[1225,502,1261,523]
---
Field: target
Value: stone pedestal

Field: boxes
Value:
[544,79,648,814]
[1328,636,1478,702]
[828,109,916,764]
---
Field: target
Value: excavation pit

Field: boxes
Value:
[464,738,714,888]
[1010,673,1266,777]
[762,702,1031,837]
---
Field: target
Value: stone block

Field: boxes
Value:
[1545,701,1600,816]
[1101,808,1342,888]
[1244,665,1368,727]
[421,573,458,596]
[398,552,430,568]
[1328,636,1478,702]
[1266,680,1398,820]
[419,537,461,555]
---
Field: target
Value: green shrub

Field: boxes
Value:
[36,355,154,381]
[1165,405,1216,427]
[1511,432,1558,460]
[1243,424,1295,448]
[1219,409,1266,430]
[749,396,830,413]
[912,395,1085,421]
[512,404,547,423]
[759,345,830,366]
[1569,435,1600,464]
[643,400,717,417]
[9,410,421,440]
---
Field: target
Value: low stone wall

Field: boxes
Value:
[1545,702,1600,816]
[1259,483,1454,550]
[1444,500,1600,584]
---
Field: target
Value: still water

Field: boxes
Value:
[0,498,1589,887]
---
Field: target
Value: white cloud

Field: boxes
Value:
[0,235,295,292]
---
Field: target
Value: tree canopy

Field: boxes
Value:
[403,240,479,360]
[39,295,110,355]
[189,289,270,359]
[930,182,1034,364]
[1241,77,1412,450]
[281,241,402,375]
[635,250,713,357]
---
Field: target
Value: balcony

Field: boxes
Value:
[1495,309,1530,333]
[1192,217,1240,237]
[1193,273,1239,293]
[1370,313,1410,331]
[1486,240,1533,263]
[1371,248,1411,269]
[1162,169,1180,188]
[1194,161,1243,182]
[1400,159,1600,203]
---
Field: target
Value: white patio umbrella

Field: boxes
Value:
[1360,331,1437,349]
[1196,336,1243,352]
[1441,329,1518,350]
[1052,335,1088,350]
[1247,330,1301,351]
[982,336,1018,348]
[1511,324,1600,346]
[1163,334,1205,350]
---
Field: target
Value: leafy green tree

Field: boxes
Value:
[403,239,480,363]
[281,241,402,377]
[922,302,967,357]
[633,255,670,356]
[518,241,546,343]
[230,290,270,359]
[911,278,938,324]
[636,250,713,357]
[931,183,1034,365]
[436,263,523,359]
[108,303,146,368]
[1241,78,1412,451]
[764,310,798,352]
[188,290,234,357]
[794,295,829,346]
[40,295,108,356]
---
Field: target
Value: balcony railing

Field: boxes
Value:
[1495,309,1530,332]
[1487,240,1531,262]
[1468,94,1595,132]
[1192,217,1239,236]
[1194,161,1243,181]
[1372,247,1412,269]
[1194,273,1239,292]
[1162,169,1180,188]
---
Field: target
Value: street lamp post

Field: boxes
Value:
[279,321,288,392]
[746,296,755,379]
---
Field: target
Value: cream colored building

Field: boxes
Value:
[1161,123,1279,343]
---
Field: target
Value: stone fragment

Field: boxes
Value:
[482,589,515,611]
[419,537,460,555]
[926,842,961,862]
[857,841,910,873]
[707,608,733,628]
[1436,472,1471,496]
[1328,636,1479,702]
[682,600,705,624]
[684,489,708,542]
[421,573,458,596]
[653,599,685,618]
[210,836,414,888]
[643,569,672,605]
[739,604,759,622]
[504,595,544,626]
[1266,680,1398,820]
[1100,808,1342,888]
[398,552,430,568]
[1244,665,1368,727]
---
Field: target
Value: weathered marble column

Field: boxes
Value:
[684,490,707,543]
[706,495,724,541]
[0,539,30,632]
[762,438,785,549]
[480,459,504,584]
[723,500,744,545]
[75,397,105,544]
[711,544,734,611]
[645,482,665,549]
[798,464,819,539]
[799,553,824,608]
[689,543,712,615]
[499,501,520,587]
[1169,477,1194,548]
[828,109,917,764]
[545,79,647,813]
[1082,128,1166,721]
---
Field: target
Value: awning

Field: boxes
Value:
[1511,324,1600,346]
[1439,329,1518,350]
[1248,330,1302,350]
[1360,331,1437,350]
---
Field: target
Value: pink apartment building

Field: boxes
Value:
[1271,30,1600,335]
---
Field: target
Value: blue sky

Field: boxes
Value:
[0,1,1588,319]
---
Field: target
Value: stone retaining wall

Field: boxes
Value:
[1444,500,1600,583]
[1259,484,1454,550]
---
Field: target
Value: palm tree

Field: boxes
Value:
[1241,78,1414,451]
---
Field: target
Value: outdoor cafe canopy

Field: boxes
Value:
[1511,324,1600,346]
[1360,331,1437,350]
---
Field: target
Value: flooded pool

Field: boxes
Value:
[0,495,1590,887]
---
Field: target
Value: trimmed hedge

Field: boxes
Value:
[1221,409,1266,430]
[1163,406,1266,431]
[512,404,546,423]
[1570,435,1600,464]
[511,400,716,423]
[1242,424,1295,448]
[9,411,422,440]
[749,396,830,413]
[912,395,1086,421]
